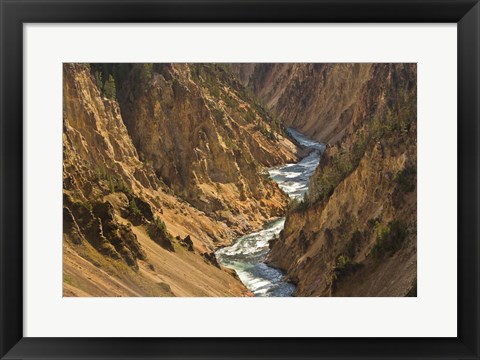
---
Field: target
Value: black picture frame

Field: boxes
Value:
[1,1,479,359]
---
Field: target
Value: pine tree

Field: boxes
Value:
[94,71,103,92]
[140,63,153,81]
[103,74,116,100]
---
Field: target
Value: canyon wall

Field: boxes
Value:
[63,63,298,296]
[63,62,417,297]
[234,63,374,144]
[116,64,297,236]
[266,64,417,296]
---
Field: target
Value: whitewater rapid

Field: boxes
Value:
[215,128,325,297]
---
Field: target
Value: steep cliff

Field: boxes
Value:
[63,63,298,296]
[267,64,417,296]
[233,63,374,144]
[63,62,417,297]
[116,64,297,236]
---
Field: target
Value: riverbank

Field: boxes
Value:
[215,129,325,297]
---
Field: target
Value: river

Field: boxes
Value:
[215,129,325,297]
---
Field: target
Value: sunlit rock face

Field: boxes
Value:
[244,63,418,297]
[63,63,417,298]
[116,64,299,237]
[233,63,374,144]
[62,63,298,297]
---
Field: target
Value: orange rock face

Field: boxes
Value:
[63,63,417,297]
[63,63,299,297]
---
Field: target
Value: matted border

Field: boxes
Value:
[24,24,455,338]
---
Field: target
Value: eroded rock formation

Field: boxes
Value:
[63,62,417,297]
[265,64,417,296]
[233,63,374,143]
[63,63,297,297]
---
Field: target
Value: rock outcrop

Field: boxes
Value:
[266,64,417,296]
[116,64,297,236]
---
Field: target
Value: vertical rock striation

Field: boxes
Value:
[233,63,374,144]
[265,64,417,296]
[116,64,297,235]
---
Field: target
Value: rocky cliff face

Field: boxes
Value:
[63,63,298,297]
[233,64,374,144]
[63,62,417,297]
[117,64,297,236]
[266,64,417,296]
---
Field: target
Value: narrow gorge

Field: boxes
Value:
[216,129,325,296]
[63,63,417,297]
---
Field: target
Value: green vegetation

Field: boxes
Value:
[323,254,362,289]
[370,91,416,142]
[189,63,284,139]
[103,75,117,100]
[107,175,131,195]
[150,216,167,233]
[307,131,370,205]
[253,122,276,141]
[81,201,93,212]
[128,198,142,218]
[94,70,103,90]
[371,219,409,257]
[334,254,361,277]
[92,165,131,196]
[308,147,361,204]
[224,136,239,151]
[212,107,226,124]
[190,64,228,99]
[140,63,153,81]
[305,88,416,207]
[147,216,174,252]
[89,63,146,99]
[287,196,309,212]
[223,94,239,111]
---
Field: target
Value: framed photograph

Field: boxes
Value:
[1,0,479,359]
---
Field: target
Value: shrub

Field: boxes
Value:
[287,197,308,212]
[147,216,174,251]
[107,175,131,195]
[128,198,142,218]
[151,216,167,233]
[334,254,361,275]
[371,220,409,257]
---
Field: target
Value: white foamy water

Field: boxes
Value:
[215,128,325,297]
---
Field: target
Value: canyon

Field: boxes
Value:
[63,63,416,297]
[244,63,417,296]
